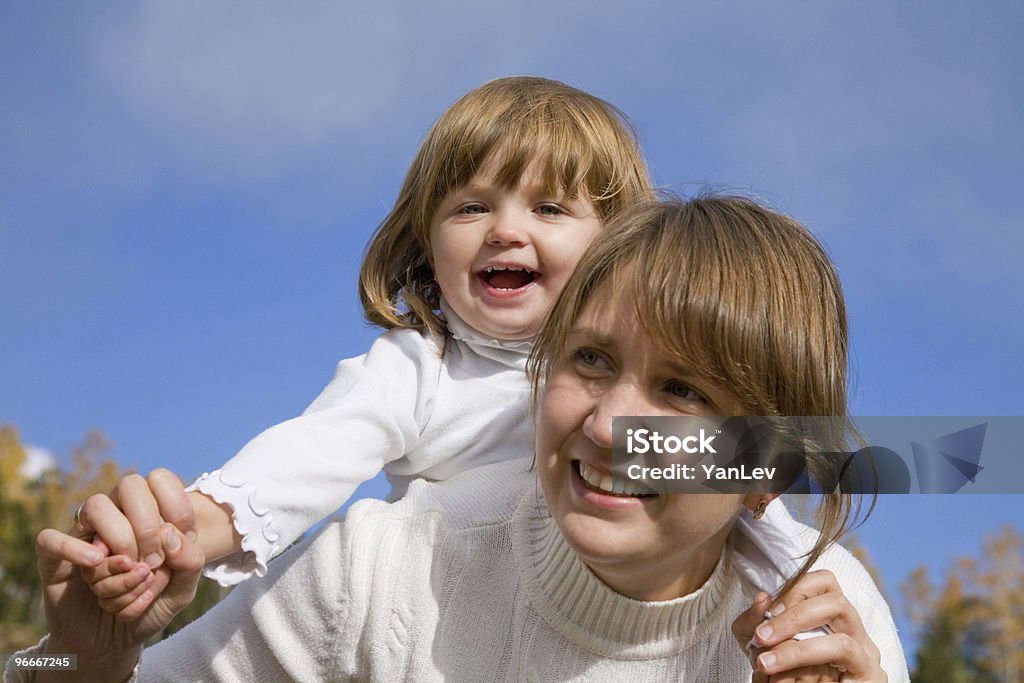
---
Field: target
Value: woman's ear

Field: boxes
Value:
[742,494,780,519]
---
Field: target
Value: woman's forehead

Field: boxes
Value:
[571,292,661,355]
[572,280,705,367]
[574,294,635,331]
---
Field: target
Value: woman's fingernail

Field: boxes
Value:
[145,553,163,569]
[756,622,773,641]
[771,601,785,615]
[758,652,777,670]
[84,549,102,563]
[185,530,198,543]
[165,527,181,552]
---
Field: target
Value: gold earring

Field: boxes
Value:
[752,499,768,520]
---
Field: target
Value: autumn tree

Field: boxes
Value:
[957,527,1024,681]
[902,526,1024,682]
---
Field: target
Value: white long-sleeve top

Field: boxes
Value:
[6,459,909,682]
[190,302,535,584]
[147,458,907,681]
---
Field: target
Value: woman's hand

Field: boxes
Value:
[74,470,198,620]
[33,496,204,682]
[90,469,199,573]
[732,571,887,682]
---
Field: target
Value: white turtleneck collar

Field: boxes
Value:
[439,297,533,371]
[512,490,740,660]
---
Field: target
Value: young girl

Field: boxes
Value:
[26,196,907,681]
[81,76,653,605]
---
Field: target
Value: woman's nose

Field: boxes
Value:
[582,411,613,449]
[583,384,649,449]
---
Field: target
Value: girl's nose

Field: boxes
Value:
[486,215,528,247]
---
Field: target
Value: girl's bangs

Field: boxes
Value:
[432,108,623,211]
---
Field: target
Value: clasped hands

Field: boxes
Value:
[33,470,203,682]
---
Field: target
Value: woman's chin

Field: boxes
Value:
[554,509,648,568]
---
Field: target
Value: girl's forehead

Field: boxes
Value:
[463,147,584,197]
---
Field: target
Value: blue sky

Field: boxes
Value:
[2,2,1022,659]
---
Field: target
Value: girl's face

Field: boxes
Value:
[429,159,602,341]
[536,292,757,602]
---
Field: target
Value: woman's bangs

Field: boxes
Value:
[618,256,727,386]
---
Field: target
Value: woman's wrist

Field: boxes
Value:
[36,634,141,683]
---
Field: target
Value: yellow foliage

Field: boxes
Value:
[0,424,131,651]
[902,525,1024,681]
[0,425,29,500]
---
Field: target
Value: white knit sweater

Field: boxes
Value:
[123,458,906,682]
[190,300,534,584]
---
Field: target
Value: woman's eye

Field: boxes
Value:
[572,347,605,370]
[667,381,705,402]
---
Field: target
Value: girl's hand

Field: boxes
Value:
[79,538,166,621]
[732,571,887,682]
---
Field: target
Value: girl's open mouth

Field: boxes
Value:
[480,266,539,291]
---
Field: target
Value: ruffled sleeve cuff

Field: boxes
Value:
[188,469,280,587]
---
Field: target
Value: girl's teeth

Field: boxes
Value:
[578,461,653,497]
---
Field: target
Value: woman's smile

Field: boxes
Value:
[572,460,657,511]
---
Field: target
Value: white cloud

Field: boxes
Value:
[10,1,1021,215]
[80,2,633,182]
[21,444,57,480]
[87,4,420,181]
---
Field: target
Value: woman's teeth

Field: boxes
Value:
[578,461,654,497]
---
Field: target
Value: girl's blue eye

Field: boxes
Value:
[537,204,564,216]
[460,204,487,214]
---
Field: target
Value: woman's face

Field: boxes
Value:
[536,293,754,602]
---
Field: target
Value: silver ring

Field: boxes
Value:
[73,502,87,531]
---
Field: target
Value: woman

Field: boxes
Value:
[19,196,907,681]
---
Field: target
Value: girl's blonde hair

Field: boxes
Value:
[359,76,652,335]
[529,195,863,592]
